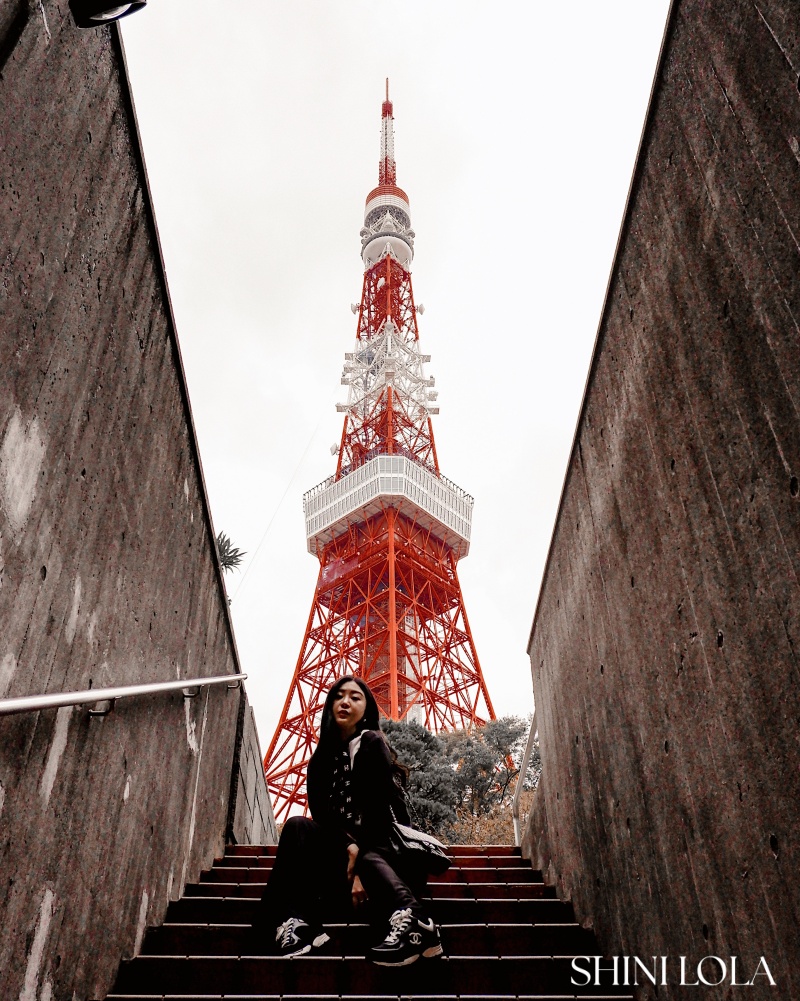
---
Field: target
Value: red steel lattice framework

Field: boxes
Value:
[264,85,495,822]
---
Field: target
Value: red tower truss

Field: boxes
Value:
[264,85,496,822]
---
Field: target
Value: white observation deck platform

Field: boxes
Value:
[304,454,473,557]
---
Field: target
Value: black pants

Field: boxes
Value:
[254,816,426,941]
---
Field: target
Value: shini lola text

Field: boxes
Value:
[571,956,776,988]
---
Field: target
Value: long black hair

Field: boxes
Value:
[309,677,410,809]
[314,676,381,756]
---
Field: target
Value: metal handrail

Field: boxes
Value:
[513,710,538,848]
[0,673,247,717]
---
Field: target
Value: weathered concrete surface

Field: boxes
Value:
[524,1,800,998]
[230,701,279,846]
[0,5,259,999]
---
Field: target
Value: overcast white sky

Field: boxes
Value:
[120,1,672,750]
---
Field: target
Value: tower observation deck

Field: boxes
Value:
[264,85,496,821]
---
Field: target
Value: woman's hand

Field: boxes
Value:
[346,842,359,882]
[346,843,367,907]
[351,874,367,908]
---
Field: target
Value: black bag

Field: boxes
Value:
[388,808,452,875]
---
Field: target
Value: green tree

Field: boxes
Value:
[444,716,541,844]
[381,715,541,845]
[440,715,530,818]
[380,719,459,835]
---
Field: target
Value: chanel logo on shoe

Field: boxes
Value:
[409,932,422,944]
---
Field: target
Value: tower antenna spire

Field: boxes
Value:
[379,79,396,186]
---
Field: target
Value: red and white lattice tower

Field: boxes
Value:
[264,84,496,821]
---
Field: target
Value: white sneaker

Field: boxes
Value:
[275,917,330,957]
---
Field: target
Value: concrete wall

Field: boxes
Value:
[230,702,279,846]
[524,1,800,998]
[0,5,264,999]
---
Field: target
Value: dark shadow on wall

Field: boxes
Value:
[0,7,274,999]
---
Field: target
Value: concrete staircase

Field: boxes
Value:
[104,844,632,1000]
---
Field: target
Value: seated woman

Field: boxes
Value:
[254,676,442,967]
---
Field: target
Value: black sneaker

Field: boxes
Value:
[275,917,330,957]
[369,908,442,966]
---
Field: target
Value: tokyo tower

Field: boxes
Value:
[264,84,496,821]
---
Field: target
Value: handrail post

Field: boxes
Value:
[513,709,537,848]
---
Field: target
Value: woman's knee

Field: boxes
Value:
[357,848,385,869]
[358,849,402,882]
[279,816,318,844]
[282,816,315,833]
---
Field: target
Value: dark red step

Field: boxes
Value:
[214,852,535,871]
[199,864,539,884]
[107,996,631,1001]
[110,955,633,997]
[166,893,575,925]
[185,879,555,899]
[143,920,596,957]
[221,843,522,857]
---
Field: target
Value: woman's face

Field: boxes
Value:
[332,680,367,739]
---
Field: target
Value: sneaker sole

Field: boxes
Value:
[312,932,330,948]
[422,943,443,958]
[282,943,312,958]
[371,952,421,967]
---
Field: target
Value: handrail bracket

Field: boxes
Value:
[87,699,116,717]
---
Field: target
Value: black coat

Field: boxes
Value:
[306,729,410,852]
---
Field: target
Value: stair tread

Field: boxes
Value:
[225,843,522,853]
[110,955,634,997]
[202,868,536,876]
[143,921,594,959]
[166,896,575,929]
[159,921,582,929]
